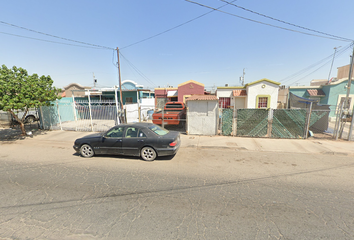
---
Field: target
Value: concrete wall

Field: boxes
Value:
[187,100,218,135]
[0,111,11,127]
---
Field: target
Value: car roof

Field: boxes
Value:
[116,122,155,128]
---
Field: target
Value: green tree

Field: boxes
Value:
[0,64,61,136]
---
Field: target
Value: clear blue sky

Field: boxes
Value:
[1,0,354,91]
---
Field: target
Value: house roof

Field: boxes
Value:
[186,94,218,101]
[217,86,245,89]
[307,89,326,97]
[63,83,90,90]
[178,80,204,87]
[246,78,281,86]
[232,90,247,96]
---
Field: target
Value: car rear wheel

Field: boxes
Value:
[141,147,156,161]
[25,116,35,123]
[80,144,94,158]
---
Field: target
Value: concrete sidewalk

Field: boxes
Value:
[182,135,354,156]
[4,129,352,157]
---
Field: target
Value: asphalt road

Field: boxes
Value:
[1,138,354,239]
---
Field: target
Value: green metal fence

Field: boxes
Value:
[271,109,306,138]
[221,108,330,139]
[236,109,268,137]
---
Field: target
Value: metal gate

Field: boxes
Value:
[236,109,268,137]
[271,109,306,138]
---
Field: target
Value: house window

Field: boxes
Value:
[258,97,268,108]
[125,97,133,104]
[256,95,270,109]
[219,97,230,108]
[339,97,351,108]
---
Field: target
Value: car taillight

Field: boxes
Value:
[169,140,177,147]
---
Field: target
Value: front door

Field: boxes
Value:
[99,126,125,155]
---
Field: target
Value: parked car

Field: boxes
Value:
[73,122,181,161]
[152,102,186,126]
[12,108,39,124]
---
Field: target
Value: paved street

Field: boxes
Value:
[0,130,354,239]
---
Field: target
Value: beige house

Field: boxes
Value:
[60,83,91,97]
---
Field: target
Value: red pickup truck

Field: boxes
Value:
[152,102,186,126]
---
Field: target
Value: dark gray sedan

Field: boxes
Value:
[73,122,181,161]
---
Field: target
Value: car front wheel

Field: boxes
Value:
[141,147,156,161]
[80,144,94,158]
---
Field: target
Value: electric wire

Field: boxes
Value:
[119,52,157,87]
[185,0,353,42]
[0,20,115,50]
[220,0,353,42]
[280,44,353,84]
[121,0,238,49]
[284,44,353,86]
[0,31,104,49]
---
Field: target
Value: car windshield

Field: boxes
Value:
[148,125,169,136]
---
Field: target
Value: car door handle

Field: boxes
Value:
[116,139,122,142]
[138,140,144,142]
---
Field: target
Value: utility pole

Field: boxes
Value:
[239,68,245,86]
[116,47,125,123]
[344,43,354,110]
[93,73,97,88]
[337,42,354,140]
[345,43,354,140]
[328,46,341,81]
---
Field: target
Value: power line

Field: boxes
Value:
[121,0,238,49]
[119,52,157,87]
[280,44,351,83]
[220,0,353,42]
[283,43,353,86]
[185,0,353,42]
[0,31,104,49]
[0,20,115,50]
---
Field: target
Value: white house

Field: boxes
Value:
[216,79,281,109]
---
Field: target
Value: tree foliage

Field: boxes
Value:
[0,64,61,135]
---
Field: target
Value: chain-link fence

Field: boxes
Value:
[219,108,332,139]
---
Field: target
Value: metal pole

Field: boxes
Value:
[72,92,78,131]
[116,47,124,123]
[114,85,120,125]
[328,46,341,81]
[335,102,344,140]
[87,90,94,132]
[344,42,354,109]
[305,102,313,139]
[137,90,141,122]
[56,100,63,131]
[348,104,354,141]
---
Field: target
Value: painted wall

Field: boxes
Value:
[322,80,354,116]
[178,82,204,102]
[247,82,279,109]
[290,79,354,117]
[216,88,232,98]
